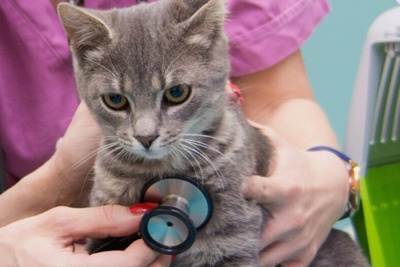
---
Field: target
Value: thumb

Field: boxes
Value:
[243,175,284,208]
[247,120,288,148]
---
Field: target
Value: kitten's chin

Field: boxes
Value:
[123,145,169,160]
[140,151,167,160]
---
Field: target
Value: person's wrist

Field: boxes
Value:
[306,149,349,220]
[308,146,361,219]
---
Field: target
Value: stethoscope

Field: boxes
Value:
[92,176,213,255]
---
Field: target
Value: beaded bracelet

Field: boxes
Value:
[308,146,360,219]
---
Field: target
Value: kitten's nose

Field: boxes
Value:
[135,135,159,149]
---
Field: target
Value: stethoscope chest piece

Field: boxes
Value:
[140,176,213,254]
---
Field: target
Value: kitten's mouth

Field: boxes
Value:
[141,150,167,160]
[121,144,169,160]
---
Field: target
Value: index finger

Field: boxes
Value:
[44,205,143,240]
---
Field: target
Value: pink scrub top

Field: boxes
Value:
[0,0,330,187]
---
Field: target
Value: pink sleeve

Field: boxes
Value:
[225,0,330,77]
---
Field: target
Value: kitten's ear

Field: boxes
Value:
[57,3,112,54]
[177,0,227,49]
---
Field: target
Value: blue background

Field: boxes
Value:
[302,0,398,146]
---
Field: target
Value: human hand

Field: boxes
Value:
[49,102,102,206]
[0,102,103,225]
[244,122,349,266]
[0,205,171,267]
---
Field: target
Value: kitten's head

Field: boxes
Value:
[58,0,229,160]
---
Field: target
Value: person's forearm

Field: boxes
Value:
[251,98,340,150]
[232,50,340,150]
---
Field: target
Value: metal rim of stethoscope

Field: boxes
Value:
[139,176,213,254]
[139,206,196,254]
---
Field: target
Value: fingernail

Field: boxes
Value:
[229,82,240,95]
[229,82,244,104]
[129,203,158,214]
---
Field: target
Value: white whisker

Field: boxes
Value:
[70,140,118,172]
[232,84,257,93]
[165,63,208,76]
[181,142,227,189]
[179,144,204,182]
[180,143,227,188]
[170,146,199,179]
[108,146,126,171]
[183,133,226,143]
[97,144,123,166]
[67,138,121,201]
[163,47,193,76]
[182,139,235,166]
[106,55,122,82]
[85,58,122,82]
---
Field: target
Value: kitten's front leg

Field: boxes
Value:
[87,172,145,253]
[90,171,144,207]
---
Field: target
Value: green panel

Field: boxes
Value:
[361,162,400,267]
[352,202,371,261]
[369,141,400,167]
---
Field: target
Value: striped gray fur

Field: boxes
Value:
[58,0,369,266]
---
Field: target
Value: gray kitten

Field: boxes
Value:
[58,0,369,266]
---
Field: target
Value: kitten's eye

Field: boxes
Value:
[164,84,191,104]
[102,94,129,110]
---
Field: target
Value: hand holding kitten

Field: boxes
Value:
[244,122,349,266]
[49,102,102,207]
[0,205,171,267]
